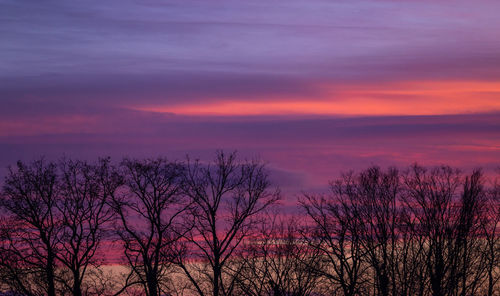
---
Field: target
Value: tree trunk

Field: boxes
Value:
[73,269,82,296]
[213,262,220,296]
[46,252,56,296]
[147,270,159,296]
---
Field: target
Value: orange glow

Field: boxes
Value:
[131,80,500,116]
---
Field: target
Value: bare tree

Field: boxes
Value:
[401,165,489,296]
[454,170,489,296]
[111,158,188,296]
[0,216,45,296]
[483,174,500,296]
[301,171,375,296]
[393,201,427,296]
[0,159,60,296]
[347,167,400,296]
[231,215,323,296]
[401,165,460,296]
[1,156,499,296]
[55,158,122,296]
[301,165,498,296]
[174,151,280,296]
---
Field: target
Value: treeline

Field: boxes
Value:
[0,152,498,296]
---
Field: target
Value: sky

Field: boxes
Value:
[1,0,500,199]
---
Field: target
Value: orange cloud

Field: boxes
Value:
[131,80,500,116]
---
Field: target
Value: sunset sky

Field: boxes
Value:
[1,0,499,198]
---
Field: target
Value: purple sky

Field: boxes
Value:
[1,0,500,199]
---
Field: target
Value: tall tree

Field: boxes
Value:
[231,216,323,296]
[174,151,280,296]
[348,167,400,296]
[111,158,188,296]
[55,158,122,296]
[454,170,488,296]
[401,165,488,296]
[483,174,500,296]
[0,159,60,296]
[393,200,427,296]
[301,186,368,296]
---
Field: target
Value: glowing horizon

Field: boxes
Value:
[132,80,500,116]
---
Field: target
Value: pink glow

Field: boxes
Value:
[131,80,500,116]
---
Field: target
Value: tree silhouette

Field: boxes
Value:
[0,159,60,296]
[483,173,500,296]
[231,215,323,296]
[1,157,499,296]
[343,167,400,296]
[55,158,122,296]
[173,151,280,296]
[111,158,189,296]
[301,193,367,295]
[401,165,488,296]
